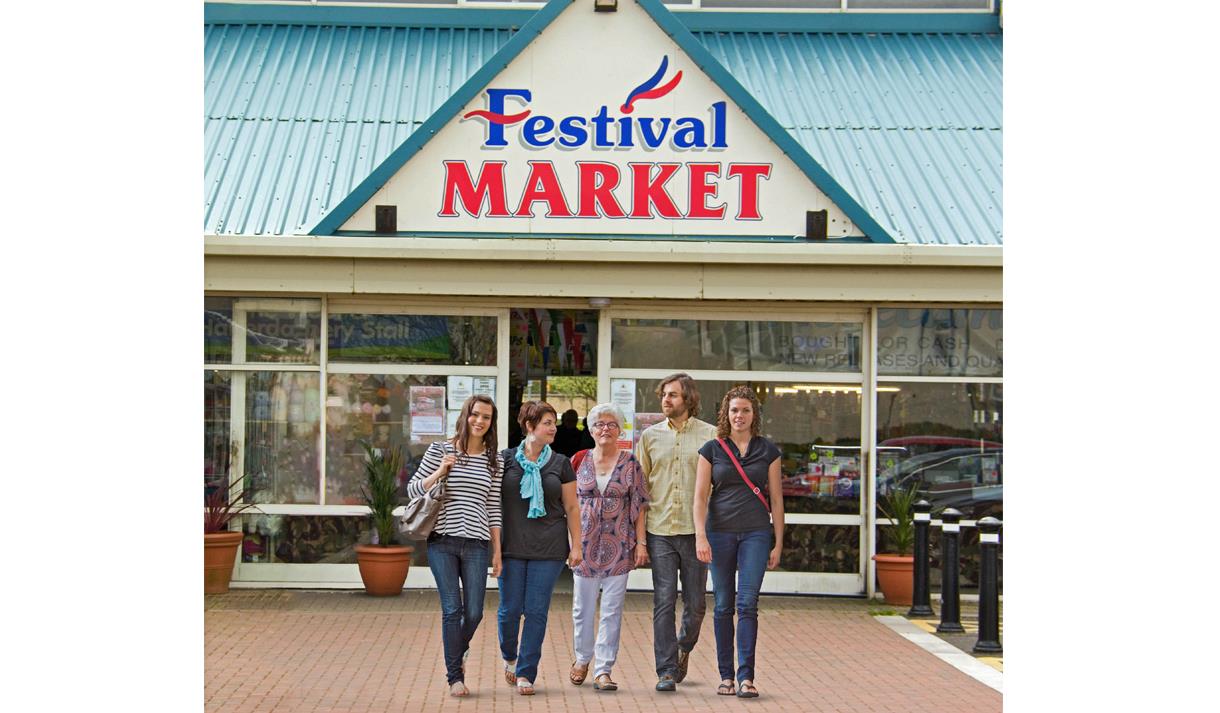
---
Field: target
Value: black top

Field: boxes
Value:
[500,448,577,560]
[698,436,781,533]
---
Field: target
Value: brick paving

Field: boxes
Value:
[206,590,1001,713]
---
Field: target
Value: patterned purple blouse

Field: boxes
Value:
[572,450,650,579]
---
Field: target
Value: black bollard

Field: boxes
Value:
[907,499,935,617]
[936,508,965,633]
[972,516,1003,654]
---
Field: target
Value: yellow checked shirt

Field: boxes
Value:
[636,417,718,536]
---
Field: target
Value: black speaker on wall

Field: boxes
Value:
[806,210,828,241]
[375,205,397,233]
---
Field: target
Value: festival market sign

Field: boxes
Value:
[315,0,892,241]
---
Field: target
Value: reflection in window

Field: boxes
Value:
[245,372,321,504]
[204,371,231,500]
[204,298,234,364]
[875,382,1002,521]
[239,515,429,565]
[877,308,1001,377]
[780,525,859,573]
[204,297,321,365]
[328,313,497,366]
[632,379,861,517]
[614,319,860,372]
[324,373,455,505]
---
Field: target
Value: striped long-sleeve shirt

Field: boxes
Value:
[406,441,503,540]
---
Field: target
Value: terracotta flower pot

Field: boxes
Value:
[872,553,915,606]
[355,544,414,596]
[204,531,245,594]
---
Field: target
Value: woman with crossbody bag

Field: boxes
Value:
[405,394,503,698]
[693,386,785,700]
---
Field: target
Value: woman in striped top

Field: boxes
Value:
[406,394,504,698]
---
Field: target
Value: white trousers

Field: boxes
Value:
[571,572,629,678]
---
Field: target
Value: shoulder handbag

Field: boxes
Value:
[716,438,770,514]
[399,444,449,540]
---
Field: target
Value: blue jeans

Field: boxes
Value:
[427,534,490,684]
[707,528,771,684]
[497,557,566,683]
[647,533,707,677]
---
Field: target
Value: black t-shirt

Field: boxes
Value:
[500,448,577,560]
[698,436,781,533]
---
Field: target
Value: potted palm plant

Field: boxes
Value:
[873,483,918,605]
[354,441,414,596]
[204,477,261,594]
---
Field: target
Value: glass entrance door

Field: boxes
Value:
[606,310,870,595]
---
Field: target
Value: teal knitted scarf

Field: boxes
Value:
[515,442,552,519]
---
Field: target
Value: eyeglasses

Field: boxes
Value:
[591,422,620,431]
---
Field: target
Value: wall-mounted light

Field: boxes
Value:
[594,0,618,12]
[805,209,828,240]
[588,297,611,308]
[375,205,397,233]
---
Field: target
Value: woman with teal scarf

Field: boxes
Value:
[497,400,583,695]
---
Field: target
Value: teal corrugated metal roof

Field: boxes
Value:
[204,19,1001,245]
[695,30,1001,245]
[204,23,515,236]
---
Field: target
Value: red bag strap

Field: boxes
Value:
[571,449,589,471]
[717,438,770,514]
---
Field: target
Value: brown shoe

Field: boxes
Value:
[570,661,589,686]
[593,674,618,691]
[675,649,690,683]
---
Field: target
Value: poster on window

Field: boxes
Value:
[634,412,665,447]
[446,409,461,438]
[447,376,474,410]
[610,379,637,449]
[409,386,445,438]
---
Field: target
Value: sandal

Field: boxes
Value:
[593,674,618,691]
[569,661,590,686]
[517,678,535,696]
[717,680,736,696]
[737,681,759,698]
[449,681,469,698]
[503,660,516,686]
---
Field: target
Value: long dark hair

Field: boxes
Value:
[716,386,762,440]
[450,394,498,477]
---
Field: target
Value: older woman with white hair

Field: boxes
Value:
[567,403,650,691]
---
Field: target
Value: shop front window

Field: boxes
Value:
[245,302,321,365]
[625,378,862,517]
[245,372,321,504]
[780,525,860,573]
[613,319,861,372]
[204,371,232,498]
[877,308,1002,377]
[237,514,426,566]
[324,373,497,505]
[203,297,321,365]
[875,382,1003,521]
[205,298,234,364]
[328,313,497,366]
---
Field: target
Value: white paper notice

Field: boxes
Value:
[610,379,637,449]
[447,376,474,410]
[446,409,461,438]
[473,377,496,397]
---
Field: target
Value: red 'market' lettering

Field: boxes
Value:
[516,161,573,217]
[726,164,771,220]
[439,161,509,217]
[687,163,725,219]
[576,162,626,218]
[629,163,682,219]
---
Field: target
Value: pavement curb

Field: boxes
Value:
[875,616,1003,693]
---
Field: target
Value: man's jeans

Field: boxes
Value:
[647,532,708,677]
[426,534,491,685]
[707,528,771,684]
[497,557,566,684]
